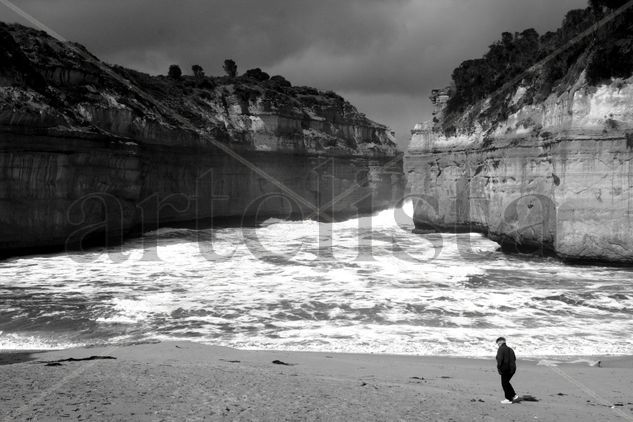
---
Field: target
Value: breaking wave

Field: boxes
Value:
[1,202,633,357]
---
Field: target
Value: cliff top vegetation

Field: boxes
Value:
[0,21,390,147]
[440,0,633,135]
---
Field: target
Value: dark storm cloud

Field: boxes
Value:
[2,0,407,73]
[0,0,588,148]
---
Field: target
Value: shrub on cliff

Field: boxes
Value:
[0,24,47,92]
[269,75,292,88]
[586,40,633,85]
[197,78,215,90]
[168,64,182,79]
[586,1,633,85]
[243,68,270,82]
[192,64,204,79]
[223,59,237,77]
[234,84,261,106]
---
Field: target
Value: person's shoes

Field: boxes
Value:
[512,394,519,401]
[500,399,513,404]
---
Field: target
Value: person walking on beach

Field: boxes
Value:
[496,337,518,404]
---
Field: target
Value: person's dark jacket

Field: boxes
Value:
[496,343,516,375]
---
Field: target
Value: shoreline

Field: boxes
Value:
[2,341,632,365]
[1,341,632,420]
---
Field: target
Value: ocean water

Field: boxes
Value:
[1,201,632,358]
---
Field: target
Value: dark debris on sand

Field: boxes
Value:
[42,356,117,366]
[272,360,295,366]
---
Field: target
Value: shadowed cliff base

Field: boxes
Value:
[0,192,404,261]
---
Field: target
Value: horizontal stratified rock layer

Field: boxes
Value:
[405,75,633,263]
[0,23,403,254]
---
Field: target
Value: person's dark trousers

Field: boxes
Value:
[501,373,516,400]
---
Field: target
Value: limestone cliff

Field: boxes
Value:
[405,5,633,264]
[0,22,402,255]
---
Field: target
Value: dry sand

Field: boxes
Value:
[0,341,632,421]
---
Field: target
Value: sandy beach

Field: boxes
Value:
[0,342,632,421]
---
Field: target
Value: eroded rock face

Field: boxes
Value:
[405,75,633,264]
[0,23,403,255]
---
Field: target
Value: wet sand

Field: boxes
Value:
[0,341,632,421]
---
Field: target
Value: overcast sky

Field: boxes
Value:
[1,0,587,149]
